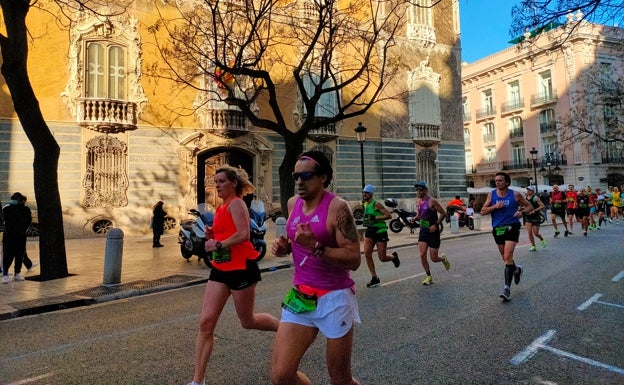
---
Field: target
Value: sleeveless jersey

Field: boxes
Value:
[212,198,258,271]
[363,199,387,232]
[287,191,354,291]
[490,189,520,227]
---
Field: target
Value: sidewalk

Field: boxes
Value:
[0,217,492,320]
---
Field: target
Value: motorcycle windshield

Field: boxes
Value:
[196,203,215,227]
[250,199,265,226]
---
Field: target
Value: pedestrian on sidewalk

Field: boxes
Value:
[361,184,399,288]
[271,151,362,385]
[19,196,38,273]
[523,186,546,251]
[480,172,533,302]
[2,192,32,284]
[151,200,166,248]
[410,181,450,286]
[187,165,279,385]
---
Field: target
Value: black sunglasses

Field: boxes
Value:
[292,171,318,181]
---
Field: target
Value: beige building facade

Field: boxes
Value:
[0,0,464,238]
[462,12,624,191]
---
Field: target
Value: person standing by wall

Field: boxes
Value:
[539,189,551,217]
[187,165,279,385]
[523,186,546,251]
[271,151,362,385]
[151,201,166,248]
[2,192,32,284]
[361,184,399,288]
[411,181,450,286]
[480,172,533,302]
[18,195,37,273]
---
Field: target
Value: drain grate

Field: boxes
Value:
[9,295,91,311]
[70,274,202,298]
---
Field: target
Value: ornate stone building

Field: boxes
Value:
[462,13,624,191]
[0,0,464,238]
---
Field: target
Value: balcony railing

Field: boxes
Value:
[205,109,248,138]
[531,90,558,107]
[501,98,524,113]
[482,133,496,144]
[306,119,338,142]
[601,155,624,164]
[406,23,436,46]
[509,127,524,139]
[476,106,496,120]
[410,123,440,147]
[475,161,503,173]
[501,159,532,170]
[540,121,557,134]
[77,98,137,133]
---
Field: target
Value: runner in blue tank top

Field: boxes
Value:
[480,172,533,302]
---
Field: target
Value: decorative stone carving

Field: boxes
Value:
[62,14,148,125]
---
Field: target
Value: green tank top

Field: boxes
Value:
[363,199,387,232]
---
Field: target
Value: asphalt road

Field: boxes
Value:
[1,226,623,385]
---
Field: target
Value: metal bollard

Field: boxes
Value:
[275,217,287,238]
[450,215,459,234]
[473,214,482,230]
[103,227,124,286]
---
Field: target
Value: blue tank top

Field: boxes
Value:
[491,189,520,227]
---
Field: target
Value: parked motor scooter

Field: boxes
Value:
[384,198,444,234]
[249,199,267,262]
[178,203,214,266]
[446,205,475,230]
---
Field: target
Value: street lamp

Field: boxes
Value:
[529,147,538,188]
[355,122,367,189]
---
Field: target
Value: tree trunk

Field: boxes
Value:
[0,0,69,280]
[278,133,305,216]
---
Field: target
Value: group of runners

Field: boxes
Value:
[547,183,623,238]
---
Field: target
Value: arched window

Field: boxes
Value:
[86,42,127,100]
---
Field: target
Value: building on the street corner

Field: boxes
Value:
[462,11,624,191]
[0,0,465,238]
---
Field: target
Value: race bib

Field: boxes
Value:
[281,288,317,314]
[495,226,510,236]
[419,219,430,228]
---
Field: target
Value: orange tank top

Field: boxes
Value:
[212,198,258,271]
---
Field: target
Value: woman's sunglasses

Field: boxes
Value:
[292,171,318,181]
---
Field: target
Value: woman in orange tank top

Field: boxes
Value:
[187,165,279,385]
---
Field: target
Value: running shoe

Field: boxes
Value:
[366,276,381,288]
[564,230,569,237]
[554,231,560,238]
[608,218,613,223]
[500,288,511,302]
[422,275,433,285]
[513,266,523,285]
[589,225,596,231]
[541,239,547,248]
[529,245,536,252]
[2,275,9,284]
[392,252,400,268]
[13,273,25,282]
[441,253,450,270]
[583,232,587,236]
[568,231,574,235]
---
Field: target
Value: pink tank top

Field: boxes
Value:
[287,191,355,290]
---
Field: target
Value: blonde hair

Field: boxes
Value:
[215,165,255,197]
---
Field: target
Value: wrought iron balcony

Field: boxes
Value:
[501,98,524,114]
[476,106,496,120]
[539,121,557,134]
[531,91,558,107]
[77,98,137,133]
[204,109,249,138]
[410,123,440,147]
[406,23,437,46]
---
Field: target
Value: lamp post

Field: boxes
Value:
[355,122,367,189]
[529,147,538,188]
[539,156,561,185]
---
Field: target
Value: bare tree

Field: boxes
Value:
[558,63,624,158]
[511,0,624,38]
[0,0,126,280]
[148,0,409,213]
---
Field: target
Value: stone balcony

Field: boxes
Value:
[203,109,249,138]
[410,123,440,147]
[77,98,137,133]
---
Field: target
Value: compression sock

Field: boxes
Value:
[504,264,516,287]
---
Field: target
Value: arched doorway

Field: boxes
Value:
[197,148,254,208]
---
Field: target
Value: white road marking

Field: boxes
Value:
[511,329,624,375]
[612,271,624,282]
[6,372,58,384]
[380,273,425,286]
[578,293,624,311]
